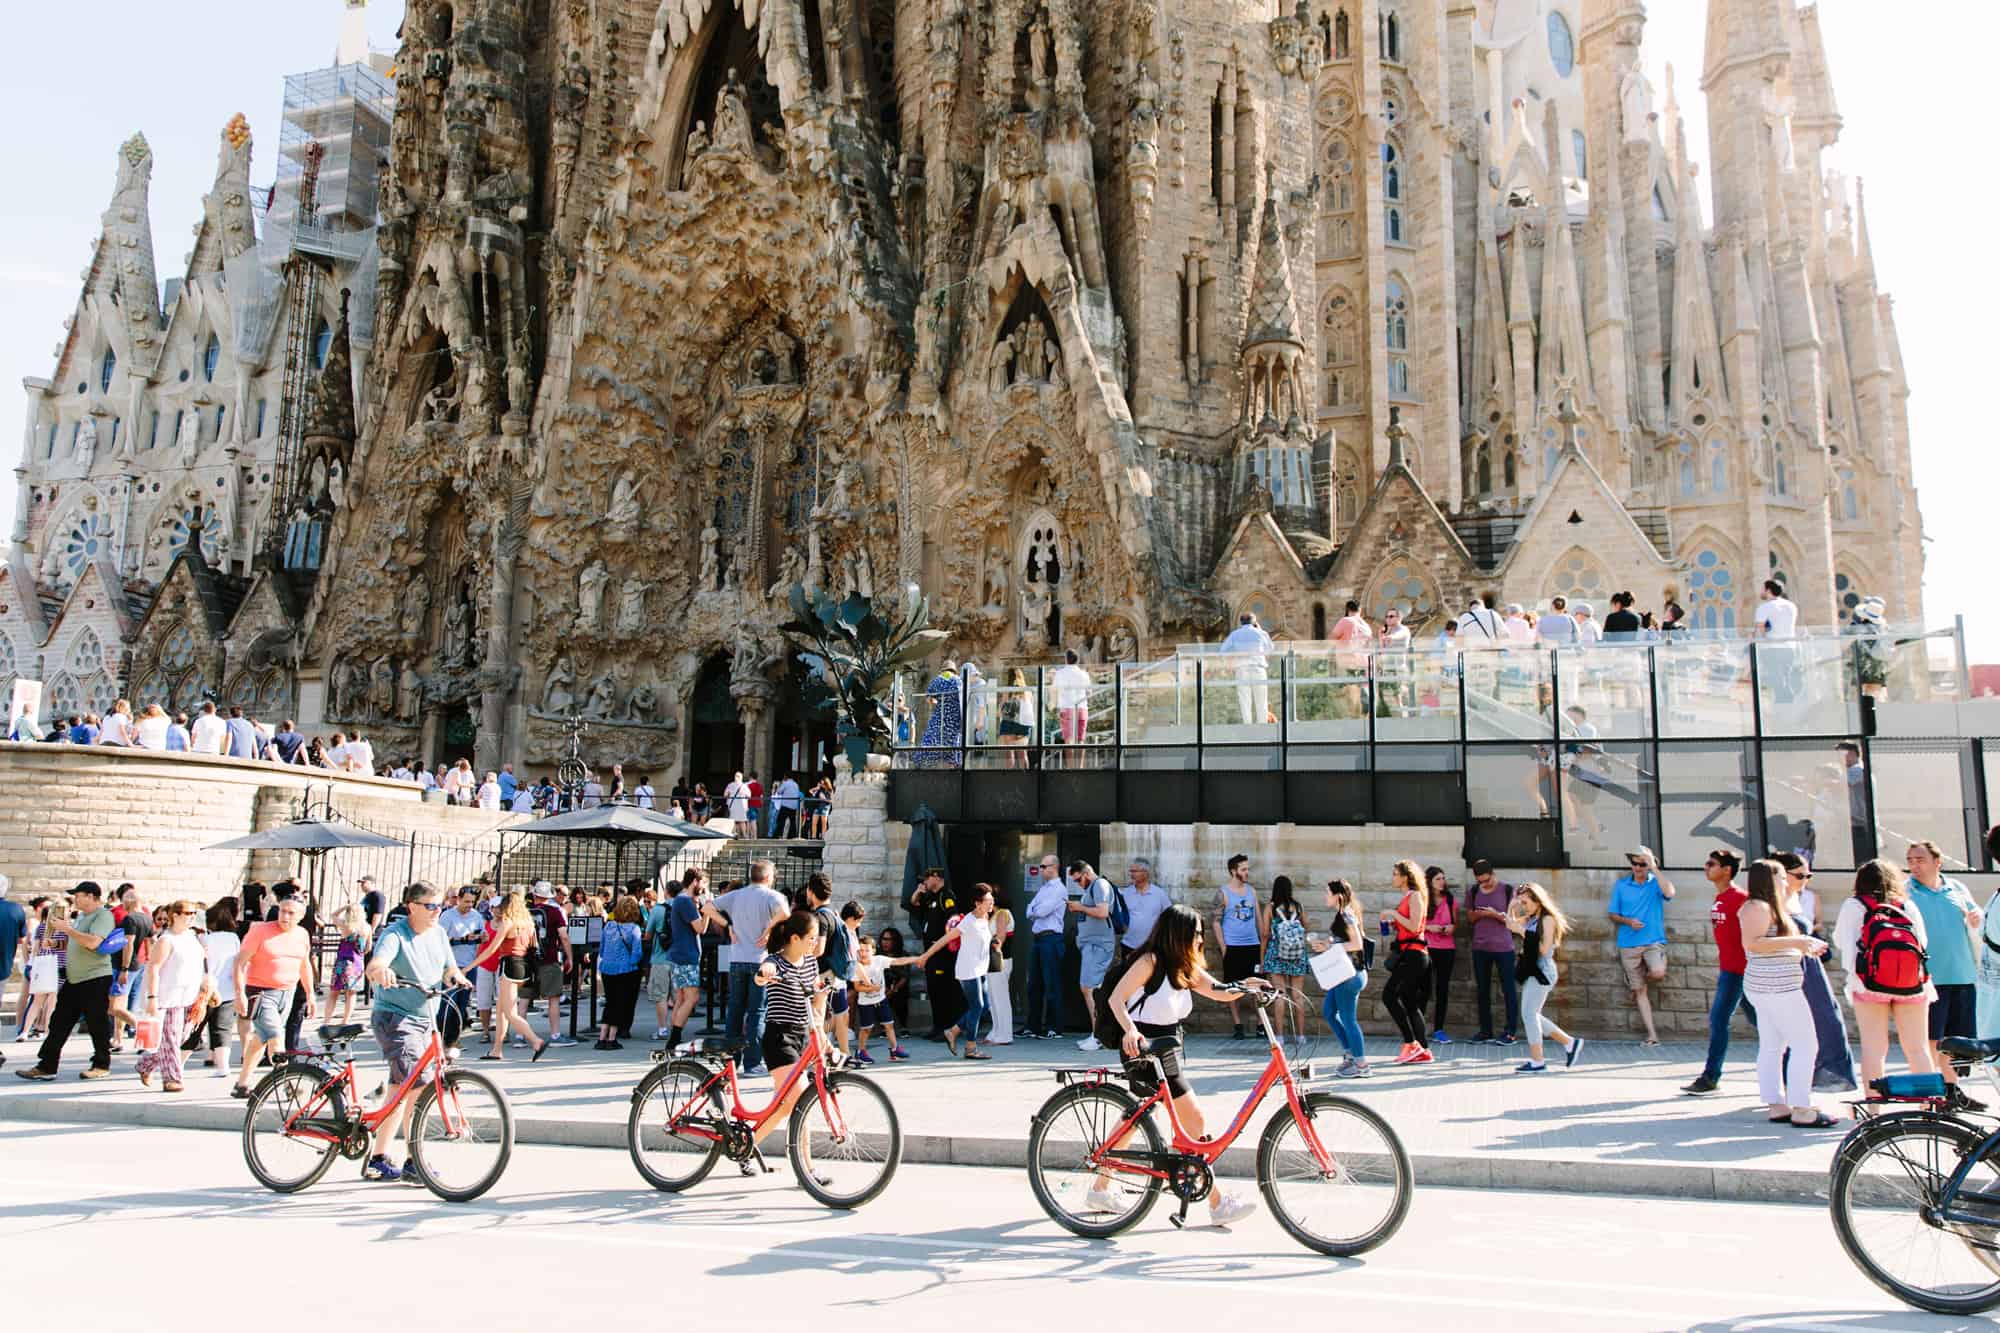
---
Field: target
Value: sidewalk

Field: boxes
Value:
[0,1021,1852,1203]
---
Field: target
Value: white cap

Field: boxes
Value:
[531,880,554,899]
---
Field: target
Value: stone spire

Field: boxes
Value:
[1789,3,1842,143]
[190,113,257,276]
[102,133,163,363]
[1701,0,1790,92]
[1668,157,1726,421]
[1241,166,1303,353]
[304,289,357,443]
[1851,177,1878,287]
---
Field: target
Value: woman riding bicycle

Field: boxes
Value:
[1094,903,1267,1226]
[752,911,827,1156]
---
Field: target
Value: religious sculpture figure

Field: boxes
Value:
[621,678,660,723]
[617,578,650,635]
[767,544,806,602]
[577,558,609,630]
[1018,319,1047,384]
[583,674,617,718]
[327,459,347,510]
[1107,622,1139,662]
[606,470,642,529]
[371,657,396,718]
[400,572,433,640]
[685,120,710,162]
[1132,61,1160,134]
[398,661,422,722]
[715,69,756,152]
[551,48,591,216]
[698,524,720,592]
[74,416,98,470]
[988,338,1012,396]
[176,408,201,466]
[506,328,532,417]
[981,545,1009,612]
[540,654,576,715]
[442,596,471,668]
[1020,582,1053,654]
[1621,66,1655,144]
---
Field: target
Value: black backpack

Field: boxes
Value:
[1092,951,1170,1051]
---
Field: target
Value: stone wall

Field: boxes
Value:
[0,741,522,908]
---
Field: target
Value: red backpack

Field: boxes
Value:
[1854,894,1929,996]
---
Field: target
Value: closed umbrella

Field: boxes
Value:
[901,802,947,935]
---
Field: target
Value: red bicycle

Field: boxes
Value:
[241,993,514,1203]
[626,1021,902,1209]
[1028,986,1411,1254]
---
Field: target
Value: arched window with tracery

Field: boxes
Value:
[1839,468,1859,521]
[1708,439,1728,494]
[1685,546,1737,629]
[1366,558,1437,624]
[1382,139,1405,244]
[1321,289,1358,408]
[1334,445,1364,528]
[1385,278,1411,397]
[1546,547,1608,609]
[1835,568,1865,624]
[1334,9,1349,58]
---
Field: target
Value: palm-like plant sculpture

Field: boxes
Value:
[781,581,946,773]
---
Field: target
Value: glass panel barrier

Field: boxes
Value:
[1119,658,1198,746]
[1761,739,1867,871]
[1287,645,1369,743]
[1658,742,1758,870]
[1560,740,1657,868]
[1040,665,1118,768]
[1462,645,1554,742]
[1870,630,1971,736]
[1654,638,1753,738]
[1869,740,1975,871]
[1374,647,1461,742]
[1466,744,1554,819]
[1757,637,1861,737]
[1555,642,1654,740]
[972,674,1043,769]
[1201,647,1283,742]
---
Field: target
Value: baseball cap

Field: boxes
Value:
[531,880,554,899]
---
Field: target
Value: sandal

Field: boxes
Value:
[1790,1112,1842,1129]
[944,1030,960,1057]
[964,1049,992,1060]
[531,1040,550,1062]
[478,1053,505,1061]
[162,1083,183,1093]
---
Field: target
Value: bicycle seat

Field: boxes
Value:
[1941,1036,2000,1062]
[318,1024,365,1045]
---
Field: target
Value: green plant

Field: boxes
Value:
[781,581,946,772]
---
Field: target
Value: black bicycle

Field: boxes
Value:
[1830,1036,2000,1314]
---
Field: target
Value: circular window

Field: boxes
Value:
[1548,11,1575,78]
[1548,550,1607,607]
[1836,571,1862,624]
[1368,561,1436,622]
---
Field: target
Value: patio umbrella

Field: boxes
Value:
[500,800,731,889]
[900,802,947,935]
[205,818,408,853]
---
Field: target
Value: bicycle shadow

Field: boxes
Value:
[1685,1312,1998,1331]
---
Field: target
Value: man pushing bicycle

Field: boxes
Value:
[362,880,473,1184]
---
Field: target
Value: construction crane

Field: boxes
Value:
[266,139,330,574]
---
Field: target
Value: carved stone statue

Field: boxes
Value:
[818,459,863,521]
[371,656,396,718]
[617,578,650,634]
[715,69,756,153]
[540,654,576,715]
[988,338,1012,396]
[443,596,471,668]
[577,558,609,630]
[74,416,98,470]
[1018,319,1047,383]
[767,544,806,602]
[981,545,1009,611]
[551,48,591,215]
[400,572,433,640]
[583,674,617,718]
[1042,329,1063,383]
[398,662,421,721]
[698,524,720,592]
[176,408,201,466]
[621,678,660,723]
[1107,622,1139,662]
[506,327,532,417]
[1132,62,1160,136]
[851,542,876,600]
[606,470,642,529]
[328,459,347,510]
[1020,582,1053,653]
[1621,66,1655,144]
[685,120,710,161]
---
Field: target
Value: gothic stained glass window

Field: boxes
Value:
[100,349,116,394]
[1768,549,1793,599]
[1548,11,1575,78]
[1368,561,1436,622]
[59,513,115,582]
[1686,547,1737,629]
[69,629,104,678]
[1708,440,1728,493]
[714,426,755,542]
[0,630,14,689]
[1548,548,1608,607]
[46,673,79,720]
[1836,570,1862,624]
[1385,279,1411,396]
[1840,468,1859,521]
[158,623,197,677]
[203,333,221,382]
[780,429,820,531]
[167,507,222,565]
[313,320,333,370]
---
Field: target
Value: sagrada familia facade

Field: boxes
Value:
[5,0,1923,785]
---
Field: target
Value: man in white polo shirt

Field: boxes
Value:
[189,701,228,755]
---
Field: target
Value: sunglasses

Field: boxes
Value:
[410,901,443,912]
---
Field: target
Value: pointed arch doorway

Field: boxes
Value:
[688,653,744,791]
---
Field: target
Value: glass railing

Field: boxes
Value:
[889,627,1973,763]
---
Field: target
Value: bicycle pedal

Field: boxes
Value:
[1167,1212,1186,1230]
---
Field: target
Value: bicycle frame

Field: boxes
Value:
[1090,1000,1334,1179]
[282,1027,459,1143]
[1854,1061,2000,1237]
[660,1022,850,1144]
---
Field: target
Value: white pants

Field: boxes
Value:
[1234,662,1269,728]
[986,958,1014,1043]
[1753,986,1818,1107]
[475,968,496,1012]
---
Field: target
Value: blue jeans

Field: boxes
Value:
[1027,933,1066,1034]
[1472,948,1520,1036]
[1322,975,1366,1060]
[956,977,989,1042]
[724,962,769,1067]
[1700,970,1758,1082]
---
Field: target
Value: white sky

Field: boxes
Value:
[1,2,1993,655]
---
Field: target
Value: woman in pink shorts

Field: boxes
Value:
[1834,858,1937,1092]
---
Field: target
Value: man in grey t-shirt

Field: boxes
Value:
[714,861,790,1073]
[1068,861,1116,1052]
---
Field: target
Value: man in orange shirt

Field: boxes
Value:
[231,897,315,1098]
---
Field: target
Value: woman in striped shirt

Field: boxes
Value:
[753,911,826,1149]
[1740,859,1836,1127]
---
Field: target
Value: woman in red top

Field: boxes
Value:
[1379,859,1433,1064]
[468,892,548,1063]
[1423,866,1458,1044]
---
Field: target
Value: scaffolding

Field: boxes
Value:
[266,61,394,235]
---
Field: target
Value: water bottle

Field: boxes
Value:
[1379,917,1393,942]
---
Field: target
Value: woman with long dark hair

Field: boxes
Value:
[876,927,912,1029]
[915,884,999,1059]
[1311,879,1370,1077]
[1379,859,1433,1064]
[1259,876,1310,1050]
[1741,858,1835,1126]
[1509,883,1581,1072]
[1091,904,1267,1226]
[1423,866,1458,1044]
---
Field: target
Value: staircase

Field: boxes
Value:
[494,834,825,894]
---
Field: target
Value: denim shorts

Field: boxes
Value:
[245,986,293,1042]
[371,1008,435,1086]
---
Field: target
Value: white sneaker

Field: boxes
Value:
[1209,1193,1258,1227]
[652,1028,669,1041]
[1084,1186,1120,1214]
[1077,1036,1103,1052]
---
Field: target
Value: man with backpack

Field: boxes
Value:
[1069,861,1116,1052]
[1118,858,1169,961]
[1683,849,1752,1096]
[528,882,577,1047]
[1906,839,1986,1108]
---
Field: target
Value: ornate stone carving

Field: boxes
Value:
[616,578,650,634]
[540,653,577,715]
[576,558,609,630]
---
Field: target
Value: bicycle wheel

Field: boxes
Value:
[1027,1083,1164,1239]
[628,1058,726,1192]
[788,1070,902,1209]
[242,1064,347,1194]
[1831,1112,2000,1314]
[1258,1092,1412,1256]
[408,1069,514,1202]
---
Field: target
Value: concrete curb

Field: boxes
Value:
[0,1093,1829,1205]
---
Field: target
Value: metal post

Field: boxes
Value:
[1747,639,1767,853]
[1194,657,1205,825]
[1647,643,1665,858]
[1548,647,1566,864]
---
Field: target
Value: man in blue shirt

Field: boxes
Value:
[1607,846,1675,1046]
[224,706,260,759]
[69,714,98,745]
[165,712,191,751]
[498,764,519,805]
[362,881,470,1183]
[269,719,306,765]
[1907,839,1985,1108]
